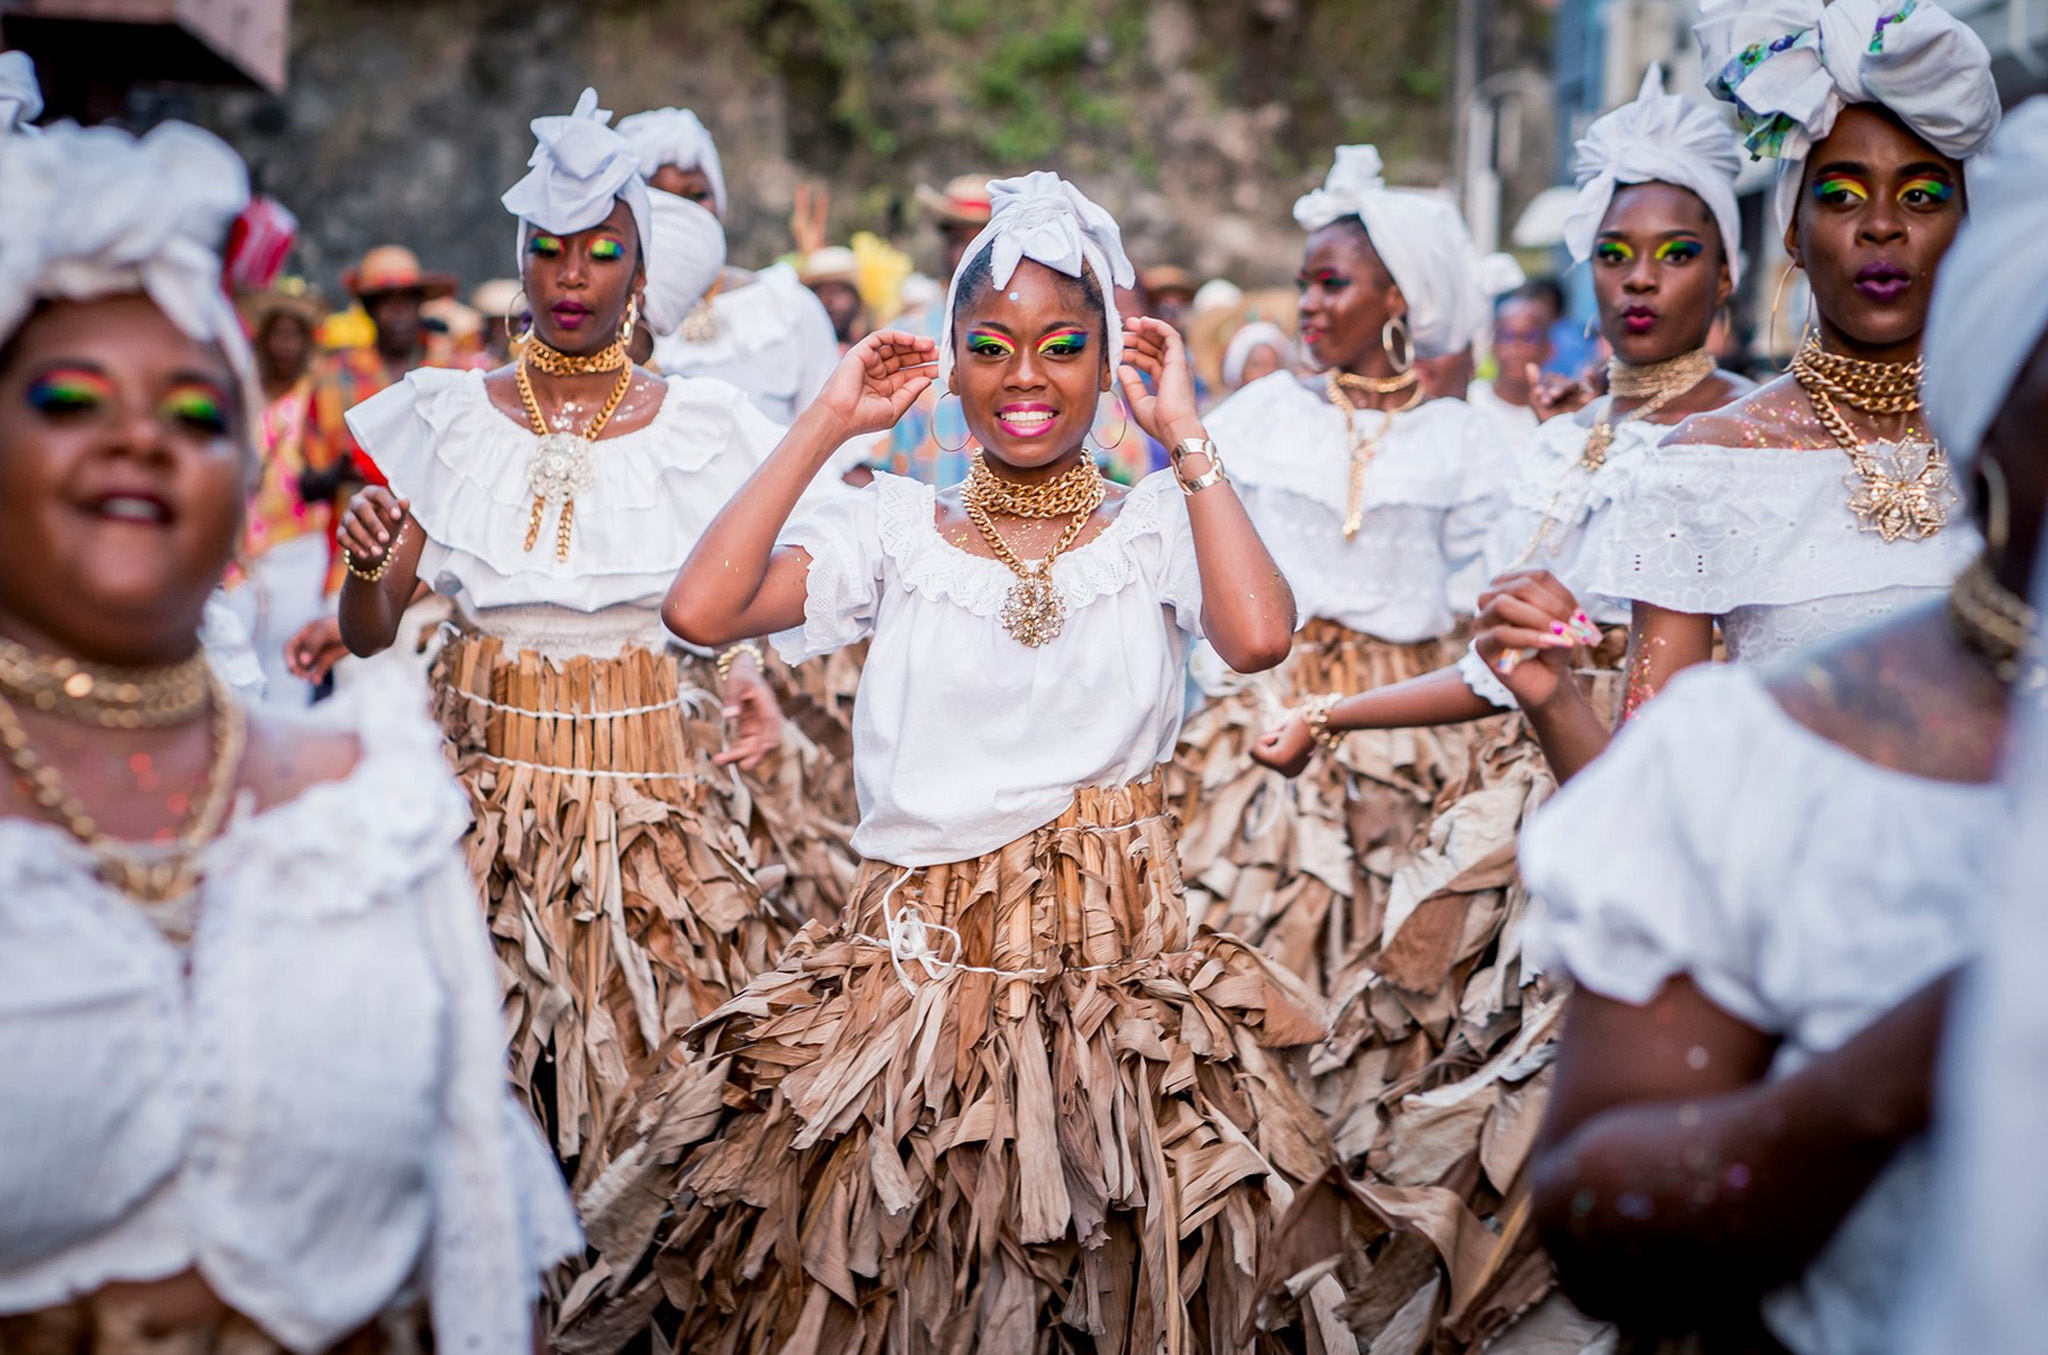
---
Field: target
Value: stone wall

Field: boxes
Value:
[187,0,1554,303]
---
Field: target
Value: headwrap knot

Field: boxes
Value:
[500,88,654,270]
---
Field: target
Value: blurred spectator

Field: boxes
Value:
[1222,320,1289,391]
[1141,264,1197,336]
[471,277,524,365]
[801,245,868,352]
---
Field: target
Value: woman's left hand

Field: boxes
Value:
[713,650,785,770]
[809,329,936,442]
[1118,316,1204,446]
[1250,714,1318,778]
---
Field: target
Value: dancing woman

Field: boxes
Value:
[1520,95,2044,1354]
[0,121,575,1352]
[335,90,814,1181]
[562,173,1343,1354]
[1493,0,1998,780]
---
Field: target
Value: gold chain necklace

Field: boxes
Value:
[1789,334,1953,543]
[1326,370,1425,539]
[961,456,1106,647]
[680,275,725,343]
[0,666,245,921]
[1509,349,1720,570]
[0,635,209,728]
[522,333,629,376]
[517,351,634,562]
[1332,367,1421,398]
[964,451,1104,519]
[1949,554,2038,683]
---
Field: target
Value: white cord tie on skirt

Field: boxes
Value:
[852,866,1139,993]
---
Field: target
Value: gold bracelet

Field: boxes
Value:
[1300,693,1346,753]
[716,640,764,683]
[342,521,408,583]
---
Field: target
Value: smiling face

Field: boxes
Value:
[520,198,647,357]
[1296,219,1406,376]
[1590,181,1731,365]
[949,254,1109,473]
[0,294,248,663]
[1789,104,1964,357]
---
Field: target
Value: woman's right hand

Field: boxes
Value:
[1250,713,1317,778]
[1530,366,1597,422]
[338,486,409,568]
[809,329,936,440]
[287,615,347,682]
[1473,569,1596,708]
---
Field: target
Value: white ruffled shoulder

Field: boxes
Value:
[347,367,783,612]
[1504,401,1656,523]
[1580,441,1980,615]
[1521,663,1999,1038]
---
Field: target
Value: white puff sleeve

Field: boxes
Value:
[773,481,888,664]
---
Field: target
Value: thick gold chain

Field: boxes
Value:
[0,635,209,728]
[0,666,245,914]
[1326,371,1424,539]
[965,452,1104,519]
[521,333,629,376]
[517,351,635,559]
[961,458,1106,647]
[1790,336,1953,543]
[1949,554,2038,683]
[1790,333,1924,415]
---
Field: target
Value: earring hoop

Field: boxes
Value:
[505,289,533,351]
[1096,392,1130,450]
[933,391,972,455]
[619,294,641,349]
[1980,458,2012,556]
[1381,316,1415,374]
[1768,264,1794,359]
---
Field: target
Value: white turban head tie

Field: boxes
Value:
[936,171,1135,394]
[1695,0,1999,237]
[1223,321,1290,389]
[1,50,42,137]
[1562,66,1747,284]
[639,186,726,337]
[1923,98,2048,478]
[500,88,654,274]
[1292,145,1489,359]
[0,120,252,408]
[615,107,727,218]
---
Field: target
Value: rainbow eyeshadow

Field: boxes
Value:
[1295,269,1348,291]
[526,233,565,256]
[966,328,1016,357]
[162,382,230,433]
[1898,177,1955,205]
[1036,327,1089,356]
[26,367,113,415]
[590,237,625,262]
[1594,240,1635,263]
[1812,176,1870,204]
[1654,239,1705,263]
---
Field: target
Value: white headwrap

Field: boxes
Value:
[0,120,251,391]
[500,88,653,271]
[615,107,727,217]
[1695,0,1999,237]
[1292,145,1489,358]
[1923,99,2048,477]
[639,186,726,337]
[1,51,41,136]
[1479,252,1527,298]
[936,171,1135,393]
[1223,320,1289,388]
[1563,66,1747,283]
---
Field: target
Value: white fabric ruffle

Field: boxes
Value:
[1522,662,2005,1355]
[651,263,841,426]
[772,469,1205,866]
[1580,440,1978,654]
[0,662,580,1352]
[347,366,800,614]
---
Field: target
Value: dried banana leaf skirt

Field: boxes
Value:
[431,630,800,1185]
[562,775,1351,1355]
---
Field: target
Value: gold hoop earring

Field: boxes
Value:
[505,290,533,350]
[1095,392,1130,449]
[1381,316,1415,374]
[934,391,972,455]
[1980,458,2012,556]
[1768,264,1795,360]
[619,294,641,348]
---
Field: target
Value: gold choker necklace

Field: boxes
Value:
[1790,333,1953,543]
[1325,370,1426,539]
[521,334,628,376]
[1579,348,1717,470]
[517,348,634,562]
[1949,554,2037,684]
[961,454,1107,647]
[0,636,210,728]
[964,452,1104,519]
[1332,367,1421,398]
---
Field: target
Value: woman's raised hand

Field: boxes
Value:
[1118,316,1203,445]
[1472,569,1597,708]
[811,329,935,440]
[1530,366,1599,422]
[339,486,408,565]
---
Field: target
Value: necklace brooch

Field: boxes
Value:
[960,453,1106,647]
[517,347,633,562]
[1790,334,1953,543]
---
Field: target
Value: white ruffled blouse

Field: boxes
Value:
[651,262,842,425]
[348,367,825,656]
[1521,664,2007,1355]
[1581,442,1978,663]
[1204,372,1511,643]
[0,665,581,1352]
[773,469,1204,866]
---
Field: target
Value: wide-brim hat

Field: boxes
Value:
[913,172,996,227]
[343,244,457,301]
[237,280,328,333]
[1140,264,1196,299]
[799,245,861,287]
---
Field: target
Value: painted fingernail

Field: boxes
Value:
[1551,621,1569,637]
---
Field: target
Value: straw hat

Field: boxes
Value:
[342,244,457,301]
[1140,264,1196,300]
[799,245,860,287]
[912,172,996,226]
[470,278,524,322]
[237,278,328,334]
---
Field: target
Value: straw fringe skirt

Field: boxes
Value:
[560,777,1354,1355]
[431,632,800,1186]
[744,644,869,925]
